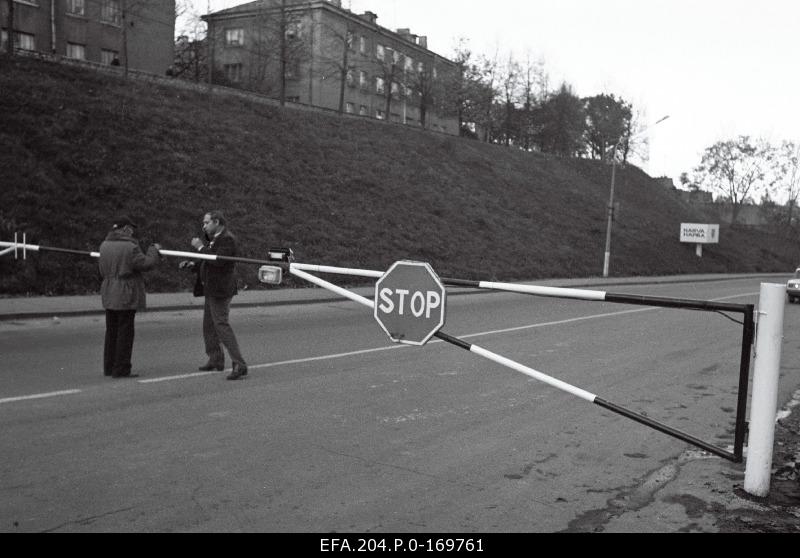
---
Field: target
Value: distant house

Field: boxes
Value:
[677,189,714,204]
[1,0,175,75]
[203,0,459,135]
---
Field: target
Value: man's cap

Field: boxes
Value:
[113,215,138,229]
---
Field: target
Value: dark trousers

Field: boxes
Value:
[203,296,246,367]
[104,309,136,377]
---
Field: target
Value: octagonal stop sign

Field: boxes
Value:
[374,260,446,346]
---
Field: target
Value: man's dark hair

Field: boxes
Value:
[207,210,226,226]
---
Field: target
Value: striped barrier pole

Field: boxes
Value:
[0,239,288,267]
[289,263,745,461]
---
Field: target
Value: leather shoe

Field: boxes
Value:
[226,364,248,381]
[199,362,225,372]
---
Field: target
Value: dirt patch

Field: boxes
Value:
[717,411,800,532]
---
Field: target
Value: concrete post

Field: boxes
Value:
[744,283,786,497]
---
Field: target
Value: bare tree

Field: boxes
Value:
[519,51,548,150]
[498,52,521,146]
[775,141,800,228]
[692,136,778,224]
[476,49,500,142]
[371,44,401,121]
[315,18,355,114]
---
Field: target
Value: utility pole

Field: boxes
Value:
[602,115,670,277]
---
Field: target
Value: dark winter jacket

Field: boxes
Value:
[194,228,239,298]
[98,229,160,310]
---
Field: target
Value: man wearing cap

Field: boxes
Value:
[98,215,162,378]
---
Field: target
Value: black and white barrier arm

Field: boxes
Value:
[288,263,752,462]
[0,239,292,284]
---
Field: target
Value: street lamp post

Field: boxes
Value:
[602,115,670,278]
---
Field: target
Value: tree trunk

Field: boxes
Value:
[338,34,348,114]
[121,0,129,79]
[279,0,287,106]
[5,0,14,57]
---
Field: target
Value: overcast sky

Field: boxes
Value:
[181,0,800,188]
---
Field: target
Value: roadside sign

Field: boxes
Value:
[680,223,719,244]
[374,261,446,346]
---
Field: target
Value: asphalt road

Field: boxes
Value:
[1,277,797,532]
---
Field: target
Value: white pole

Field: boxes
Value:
[744,283,786,497]
[289,266,374,309]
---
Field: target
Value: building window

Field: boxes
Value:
[345,68,354,87]
[226,28,244,47]
[66,42,86,60]
[3,30,36,51]
[101,49,119,65]
[375,76,385,95]
[392,50,400,65]
[346,31,354,51]
[376,44,384,60]
[101,0,121,26]
[286,21,302,40]
[391,82,399,97]
[285,59,300,79]
[359,36,366,54]
[345,102,354,114]
[224,63,242,82]
[359,70,367,89]
[66,0,85,16]
[404,56,413,72]
[18,32,35,51]
[359,105,368,116]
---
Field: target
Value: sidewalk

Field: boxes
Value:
[0,272,789,321]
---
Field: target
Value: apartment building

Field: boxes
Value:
[1,0,175,74]
[204,0,459,135]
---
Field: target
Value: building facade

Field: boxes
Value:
[204,0,459,135]
[1,0,175,74]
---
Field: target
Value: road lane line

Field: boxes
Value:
[138,293,760,384]
[138,304,705,384]
[0,389,82,405]
[138,370,223,383]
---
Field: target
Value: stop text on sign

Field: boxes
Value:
[377,288,442,318]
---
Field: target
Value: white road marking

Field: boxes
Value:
[0,389,82,404]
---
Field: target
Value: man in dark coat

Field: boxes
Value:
[190,210,248,380]
[98,215,162,378]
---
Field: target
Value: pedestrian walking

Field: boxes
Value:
[98,215,162,378]
[189,210,248,380]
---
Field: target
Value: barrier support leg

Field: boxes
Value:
[744,283,786,497]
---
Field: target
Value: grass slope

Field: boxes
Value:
[1,56,797,296]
